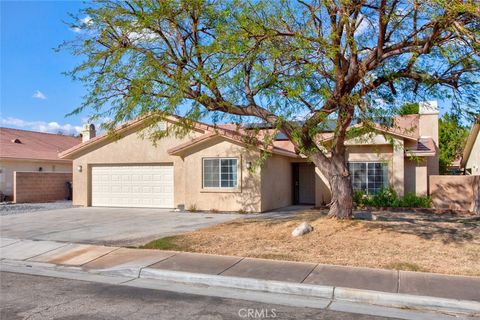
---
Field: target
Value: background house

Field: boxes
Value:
[461,115,480,175]
[60,102,439,212]
[0,128,81,201]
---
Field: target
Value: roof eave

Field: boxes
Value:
[167,133,218,155]
[270,148,300,158]
[0,156,72,163]
[405,151,436,157]
[59,115,210,159]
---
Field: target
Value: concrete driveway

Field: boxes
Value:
[0,207,243,246]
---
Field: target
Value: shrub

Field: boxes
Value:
[354,188,431,208]
[367,188,399,207]
[398,192,432,208]
[188,204,198,212]
[353,190,367,206]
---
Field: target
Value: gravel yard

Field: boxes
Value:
[0,201,73,216]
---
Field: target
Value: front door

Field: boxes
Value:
[292,163,315,204]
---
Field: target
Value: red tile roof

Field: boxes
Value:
[0,127,81,161]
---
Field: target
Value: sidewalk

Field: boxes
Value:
[1,237,479,316]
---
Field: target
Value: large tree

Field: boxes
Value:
[65,0,480,218]
[439,113,469,174]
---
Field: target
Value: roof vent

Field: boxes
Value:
[11,138,21,144]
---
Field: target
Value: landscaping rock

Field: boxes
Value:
[292,222,314,237]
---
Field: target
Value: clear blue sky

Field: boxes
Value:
[1,1,89,135]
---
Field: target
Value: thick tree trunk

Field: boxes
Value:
[327,168,354,219]
[311,153,354,219]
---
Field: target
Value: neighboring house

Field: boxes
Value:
[59,102,439,212]
[461,115,480,175]
[0,128,81,199]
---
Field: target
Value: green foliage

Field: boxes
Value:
[354,188,431,208]
[353,190,366,206]
[367,188,399,207]
[397,103,419,115]
[399,192,432,208]
[61,1,480,217]
[439,113,469,174]
[63,0,480,143]
[139,236,186,251]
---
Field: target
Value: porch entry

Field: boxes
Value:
[292,163,315,204]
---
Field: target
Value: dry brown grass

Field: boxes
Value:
[151,210,480,276]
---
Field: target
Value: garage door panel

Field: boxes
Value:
[91,165,174,208]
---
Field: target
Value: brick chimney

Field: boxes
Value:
[419,101,439,176]
[81,124,96,143]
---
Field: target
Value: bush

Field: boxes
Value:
[353,190,367,206]
[366,188,399,207]
[354,188,431,208]
[398,192,432,208]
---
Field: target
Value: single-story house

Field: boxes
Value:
[59,102,439,212]
[0,128,81,200]
[461,115,480,175]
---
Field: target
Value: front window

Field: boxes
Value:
[348,162,389,194]
[203,158,238,188]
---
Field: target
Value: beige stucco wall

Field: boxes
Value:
[419,113,439,180]
[0,159,72,197]
[391,137,405,196]
[71,125,201,207]
[180,137,263,212]
[315,168,331,207]
[403,139,429,196]
[261,155,293,211]
[430,175,479,213]
[415,159,428,196]
[404,158,416,194]
[67,120,440,210]
[403,157,429,196]
[71,126,275,212]
[465,131,480,175]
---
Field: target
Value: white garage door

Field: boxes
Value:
[91,165,174,208]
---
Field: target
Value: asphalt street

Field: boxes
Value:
[0,272,398,320]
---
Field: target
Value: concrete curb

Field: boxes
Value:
[140,267,334,299]
[334,287,480,315]
[2,260,478,319]
[2,250,480,317]
[138,267,480,315]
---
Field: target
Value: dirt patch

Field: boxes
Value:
[143,209,480,276]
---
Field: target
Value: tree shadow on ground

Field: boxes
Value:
[362,216,479,244]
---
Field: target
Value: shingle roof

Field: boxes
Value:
[405,137,436,156]
[58,113,425,160]
[0,127,81,161]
